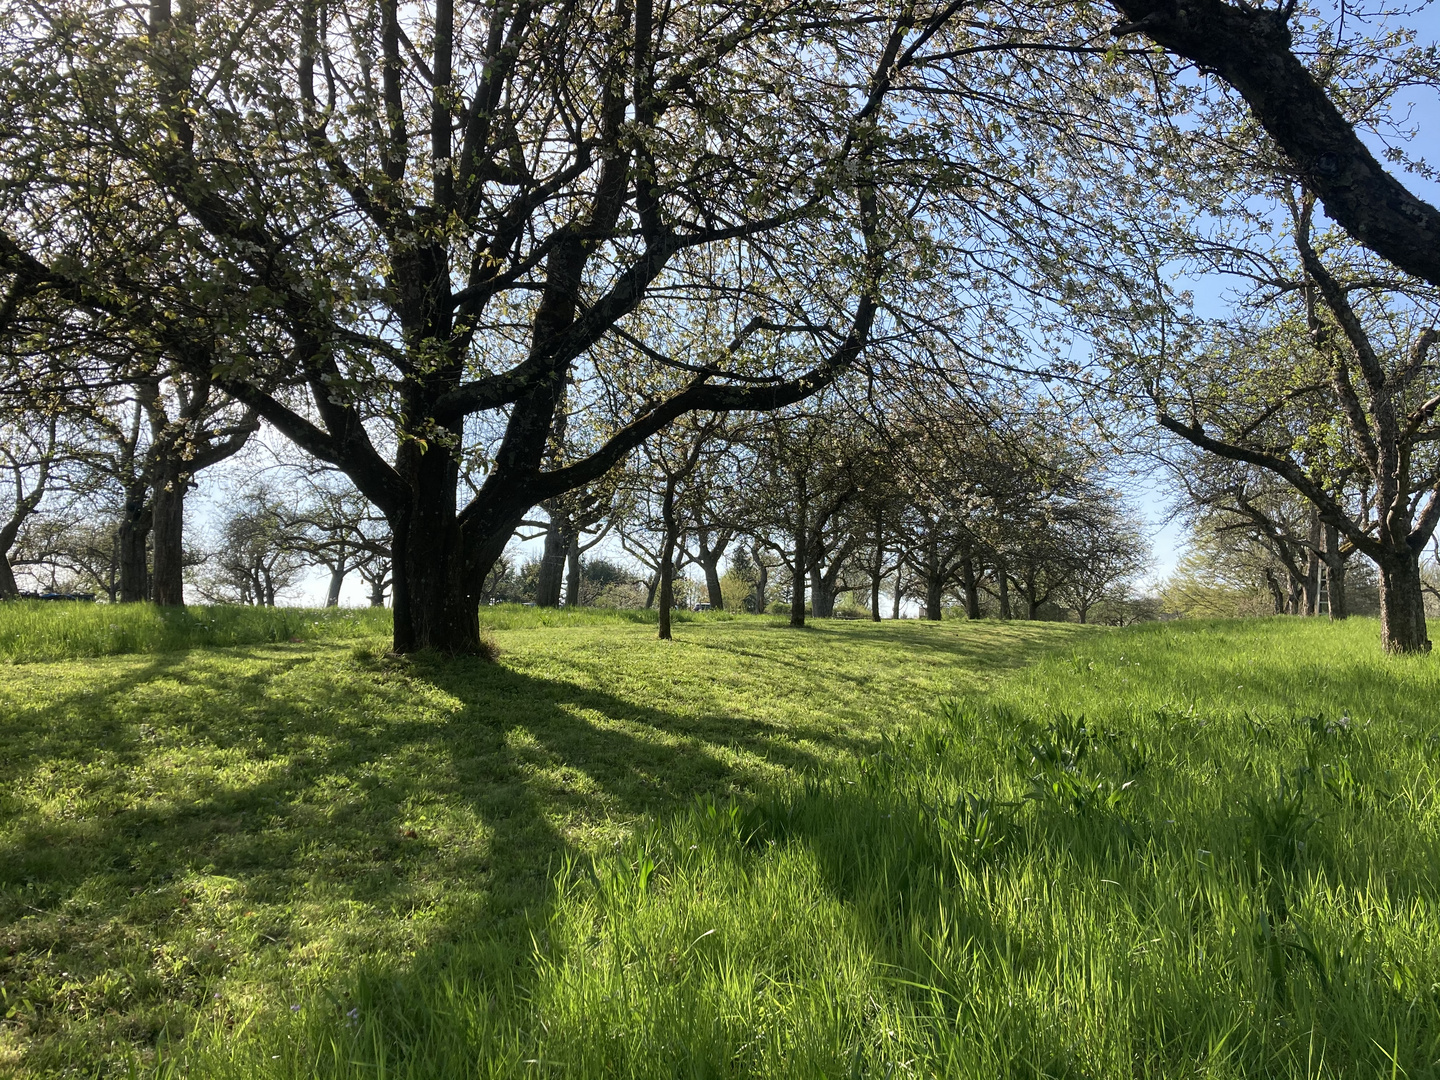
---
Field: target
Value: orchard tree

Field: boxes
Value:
[2,0,991,652]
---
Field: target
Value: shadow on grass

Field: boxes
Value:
[0,642,848,1075]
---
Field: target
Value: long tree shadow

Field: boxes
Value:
[0,642,843,1075]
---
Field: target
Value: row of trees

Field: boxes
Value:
[1,0,1437,650]
[1,378,1153,625]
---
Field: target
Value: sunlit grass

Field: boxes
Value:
[4,613,1439,1077]
[0,601,391,662]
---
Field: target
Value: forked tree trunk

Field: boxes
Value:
[891,575,902,620]
[150,473,186,607]
[1378,550,1430,653]
[924,574,943,621]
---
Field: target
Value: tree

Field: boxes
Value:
[194,489,309,606]
[3,0,1006,652]
[1108,0,1440,287]
[283,478,393,607]
[0,414,59,597]
[1132,189,1440,651]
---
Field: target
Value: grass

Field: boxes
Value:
[2,610,1439,1077]
[0,601,391,662]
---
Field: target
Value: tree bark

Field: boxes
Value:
[1378,550,1430,653]
[150,471,186,607]
[869,516,884,621]
[1302,511,1321,615]
[810,560,837,618]
[891,574,902,619]
[754,554,768,614]
[117,480,152,603]
[790,480,807,628]
[326,564,346,607]
[696,529,726,609]
[535,520,570,607]
[1323,524,1348,620]
[1264,568,1286,615]
[1108,0,1440,289]
[565,533,582,608]
[996,564,1012,620]
[959,556,981,620]
[658,477,678,640]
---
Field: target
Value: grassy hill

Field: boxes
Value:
[2,607,1439,1078]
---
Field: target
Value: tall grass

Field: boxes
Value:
[169,617,1440,1079]
[0,601,391,662]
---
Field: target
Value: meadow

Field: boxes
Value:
[2,606,1439,1078]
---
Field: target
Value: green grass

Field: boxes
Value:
[3,612,1439,1077]
[0,601,391,662]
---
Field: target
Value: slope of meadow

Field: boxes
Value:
[2,607,1438,1078]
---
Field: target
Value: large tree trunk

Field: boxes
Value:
[564,533,582,608]
[996,564,1011,620]
[1024,568,1040,620]
[702,558,723,609]
[891,574,902,619]
[924,541,942,621]
[150,472,186,607]
[117,480,152,603]
[809,560,838,618]
[754,556,767,614]
[0,554,17,598]
[697,529,726,609]
[390,494,482,654]
[644,570,660,609]
[924,574,943,621]
[1378,550,1430,653]
[959,556,980,620]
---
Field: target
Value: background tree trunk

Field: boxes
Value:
[658,478,678,640]
[325,564,346,607]
[960,556,981,619]
[1323,525,1348,620]
[535,522,570,608]
[565,533,582,608]
[790,483,807,628]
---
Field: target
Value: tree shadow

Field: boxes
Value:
[0,641,845,1074]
